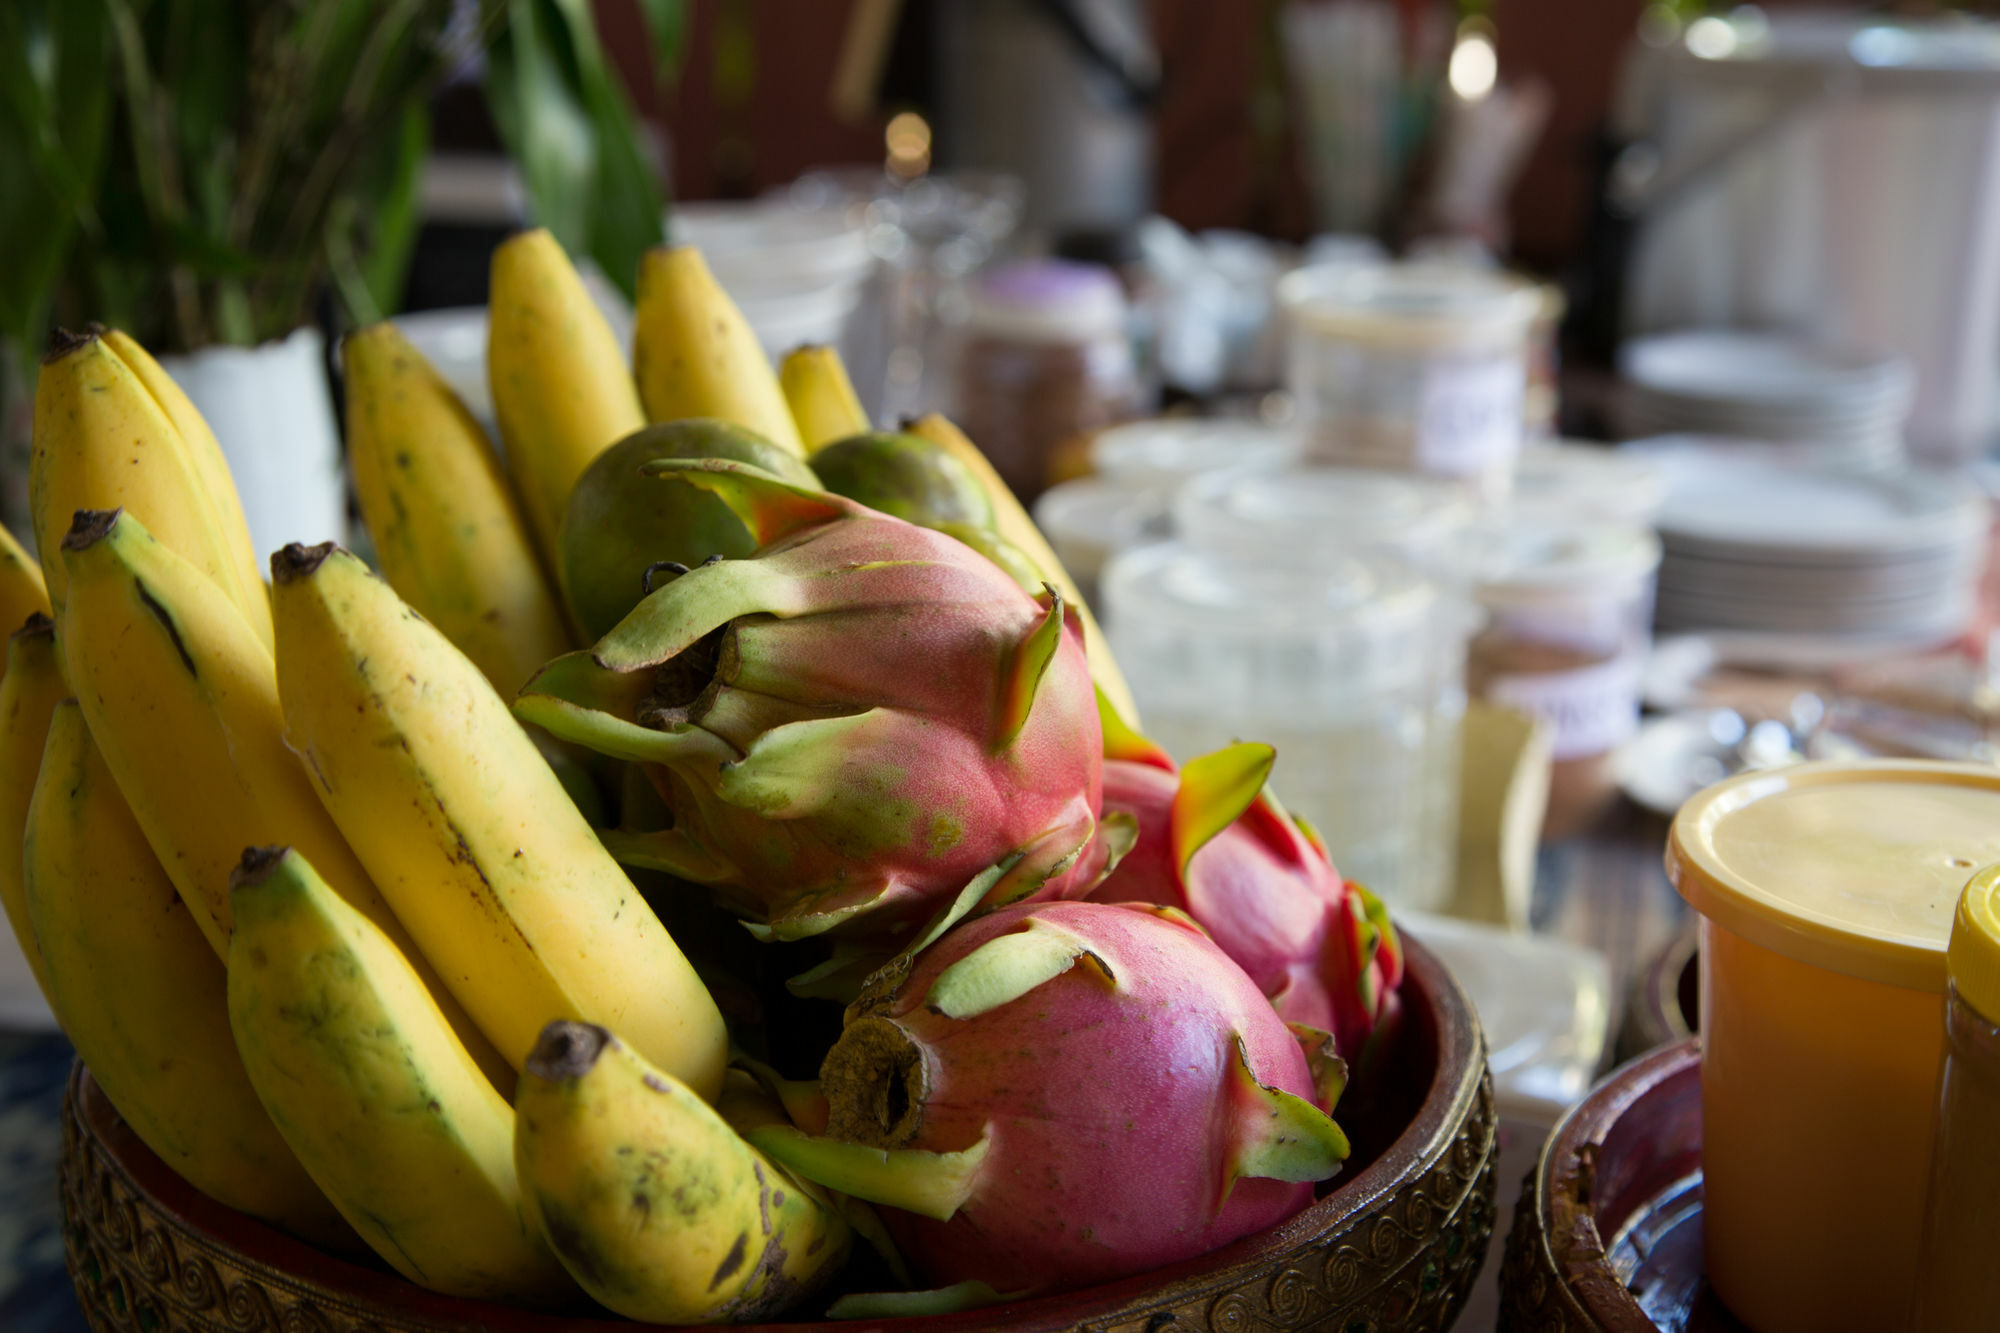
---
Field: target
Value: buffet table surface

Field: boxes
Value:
[0,803,1686,1333]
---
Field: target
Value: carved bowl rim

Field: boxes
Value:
[64,935,1491,1331]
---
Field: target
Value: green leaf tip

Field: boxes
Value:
[993,584,1065,752]
[740,1122,991,1222]
[1223,1035,1349,1200]
[1171,742,1275,876]
[924,918,1118,1020]
[1287,1022,1349,1114]
[637,457,845,547]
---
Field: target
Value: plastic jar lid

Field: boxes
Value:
[1509,442,1667,527]
[965,260,1127,343]
[1175,466,1474,567]
[1031,478,1163,580]
[1278,262,1544,352]
[1472,522,1663,610]
[1103,540,1437,641]
[1090,419,1301,489]
[1951,865,2000,1023]
[1667,760,2000,993]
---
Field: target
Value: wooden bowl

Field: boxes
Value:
[59,938,1495,1333]
[1499,1039,1742,1332]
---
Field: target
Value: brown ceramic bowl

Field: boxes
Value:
[61,937,1494,1333]
[1500,1039,1743,1332]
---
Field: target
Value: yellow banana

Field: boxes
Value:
[99,327,265,611]
[905,413,1141,727]
[55,509,511,1092]
[227,846,577,1304]
[25,701,347,1246]
[633,246,805,456]
[0,615,67,1010]
[489,229,646,571]
[31,328,272,646]
[515,1023,851,1323]
[268,543,726,1093]
[0,522,50,639]
[343,323,572,696]
[780,344,869,452]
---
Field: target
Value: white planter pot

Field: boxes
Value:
[159,326,348,563]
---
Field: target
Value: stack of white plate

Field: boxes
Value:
[1649,451,1989,645]
[1619,331,1914,470]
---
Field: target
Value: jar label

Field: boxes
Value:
[1487,654,1643,760]
[1416,353,1525,477]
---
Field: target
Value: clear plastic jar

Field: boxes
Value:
[1174,465,1476,588]
[1101,543,1467,911]
[1278,262,1543,502]
[954,260,1143,503]
[1467,523,1662,839]
[1914,864,2000,1333]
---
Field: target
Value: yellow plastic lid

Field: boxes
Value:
[1666,760,2000,993]
[1951,866,2000,1024]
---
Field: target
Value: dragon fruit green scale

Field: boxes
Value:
[515,459,1104,942]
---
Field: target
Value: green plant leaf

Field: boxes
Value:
[0,1,113,348]
[556,0,665,299]
[487,0,596,259]
[634,0,688,93]
[358,102,430,321]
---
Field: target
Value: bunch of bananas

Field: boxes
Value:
[9,234,1133,1323]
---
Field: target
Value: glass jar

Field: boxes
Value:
[1914,863,2000,1333]
[954,260,1143,503]
[1278,262,1543,503]
[1467,522,1662,839]
[1101,543,1467,912]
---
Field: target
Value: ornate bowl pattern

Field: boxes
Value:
[60,941,1494,1333]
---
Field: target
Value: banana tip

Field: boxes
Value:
[270,541,338,585]
[11,611,53,642]
[229,845,292,892]
[526,1021,611,1082]
[42,325,103,365]
[61,509,121,552]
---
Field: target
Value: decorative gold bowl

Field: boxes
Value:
[59,937,1493,1333]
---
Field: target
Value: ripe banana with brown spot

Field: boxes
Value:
[633,245,805,455]
[0,523,50,640]
[55,509,512,1092]
[514,1022,852,1323]
[227,846,577,1305]
[31,327,271,645]
[343,321,572,696]
[780,344,869,452]
[25,701,348,1246]
[268,542,726,1091]
[488,228,647,572]
[0,615,67,1010]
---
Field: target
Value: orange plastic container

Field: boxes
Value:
[1665,760,2000,1333]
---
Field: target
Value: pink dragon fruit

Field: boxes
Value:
[515,459,1104,943]
[746,899,1349,1296]
[1086,706,1404,1070]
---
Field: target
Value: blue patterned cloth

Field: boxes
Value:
[0,1030,88,1332]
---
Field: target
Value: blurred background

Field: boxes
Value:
[8,1,2000,1326]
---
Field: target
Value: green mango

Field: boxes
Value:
[811,431,996,531]
[560,419,820,640]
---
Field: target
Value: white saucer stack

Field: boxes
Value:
[1619,331,1914,471]
[1648,450,1988,646]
